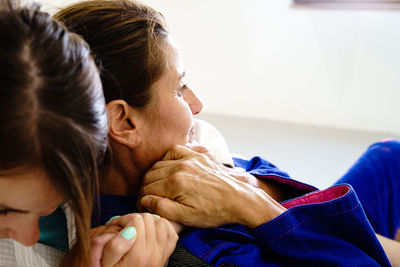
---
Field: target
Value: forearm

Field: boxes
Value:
[230,181,287,228]
[376,233,400,266]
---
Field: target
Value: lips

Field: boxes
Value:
[188,127,195,143]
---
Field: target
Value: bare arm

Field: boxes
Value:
[376,233,400,266]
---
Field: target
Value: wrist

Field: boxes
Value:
[232,185,286,228]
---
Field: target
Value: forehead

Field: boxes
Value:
[0,169,64,212]
[166,37,183,73]
[147,38,183,101]
[159,37,183,78]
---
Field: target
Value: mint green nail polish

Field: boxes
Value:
[152,214,160,219]
[121,226,136,241]
[105,215,120,225]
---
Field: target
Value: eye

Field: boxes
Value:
[177,83,187,97]
[0,210,10,216]
[0,208,27,216]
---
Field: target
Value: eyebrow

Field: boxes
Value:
[0,205,29,214]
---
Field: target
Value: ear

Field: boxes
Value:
[106,100,141,149]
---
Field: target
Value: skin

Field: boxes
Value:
[0,168,64,246]
[89,213,178,267]
[139,145,286,228]
[376,234,400,266]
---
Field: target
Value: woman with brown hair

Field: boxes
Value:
[0,1,177,266]
[0,1,106,263]
[55,0,399,266]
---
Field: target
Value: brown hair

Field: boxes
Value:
[0,1,108,265]
[54,0,170,108]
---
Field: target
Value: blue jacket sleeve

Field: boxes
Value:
[179,185,390,266]
[248,184,390,266]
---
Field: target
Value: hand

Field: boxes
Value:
[139,145,286,228]
[90,213,178,267]
[186,143,293,203]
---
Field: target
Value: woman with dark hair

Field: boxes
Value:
[0,1,106,263]
[55,0,399,266]
[0,2,177,266]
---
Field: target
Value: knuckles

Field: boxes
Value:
[121,213,144,226]
[104,236,129,256]
[150,198,165,215]
[90,235,105,249]
[169,226,179,242]
[174,160,193,172]
[167,173,187,189]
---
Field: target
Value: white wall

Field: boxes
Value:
[40,0,400,135]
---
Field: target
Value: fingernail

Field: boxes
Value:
[152,214,160,218]
[121,226,137,241]
[141,196,152,209]
[105,215,120,225]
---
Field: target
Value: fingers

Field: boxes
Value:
[90,233,116,267]
[156,216,179,260]
[113,213,178,267]
[100,226,137,267]
[142,162,176,186]
[101,214,145,266]
[143,145,214,187]
[143,159,191,186]
[93,213,179,267]
[142,168,194,199]
[149,159,179,170]
[91,225,121,238]
[162,145,197,161]
[106,213,144,230]
[141,213,157,246]
[185,143,209,154]
[140,179,173,201]
[140,195,187,224]
[169,221,184,234]
[142,213,179,263]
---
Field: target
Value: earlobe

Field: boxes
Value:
[106,100,141,149]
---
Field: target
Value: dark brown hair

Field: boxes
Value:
[0,1,108,265]
[54,0,169,108]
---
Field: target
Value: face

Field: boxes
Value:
[137,37,203,166]
[0,169,64,246]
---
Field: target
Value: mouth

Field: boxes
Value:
[188,127,195,143]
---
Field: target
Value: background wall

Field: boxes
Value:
[39,0,400,135]
[146,0,400,135]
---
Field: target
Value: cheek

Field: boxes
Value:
[174,102,193,134]
[0,226,9,238]
[161,102,192,142]
[0,216,18,238]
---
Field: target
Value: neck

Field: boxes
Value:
[101,160,142,197]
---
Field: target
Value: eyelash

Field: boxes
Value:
[177,84,187,97]
[0,210,10,216]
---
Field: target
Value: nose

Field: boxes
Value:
[8,218,41,247]
[184,87,203,115]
